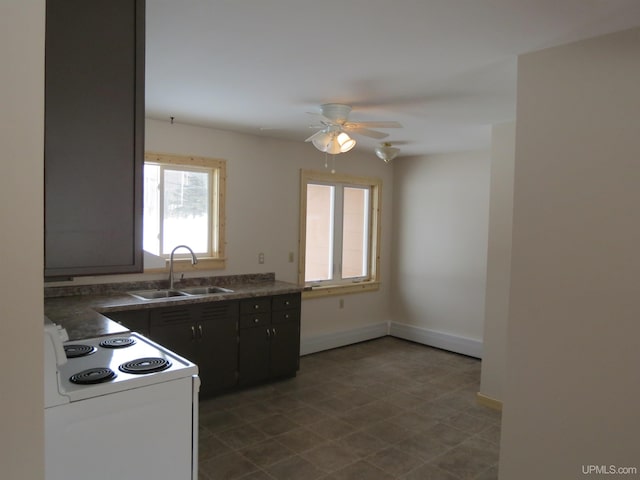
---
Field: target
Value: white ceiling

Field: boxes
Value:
[145,1,640,159]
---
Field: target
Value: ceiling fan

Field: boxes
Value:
[305,104,402,154]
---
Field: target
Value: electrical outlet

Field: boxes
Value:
[288,251,294,263]
[258,252,265,264]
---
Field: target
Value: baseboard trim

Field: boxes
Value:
[300,322,388,356]
[301,322,484,360]
[389,322,483,359]
[476,392,503,411]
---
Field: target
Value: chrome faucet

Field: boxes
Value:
[169,245,198,290]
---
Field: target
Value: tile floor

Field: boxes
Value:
[198,337,501,480]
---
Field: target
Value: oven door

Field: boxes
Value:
[191,374,201,480]
[45,376,197,480]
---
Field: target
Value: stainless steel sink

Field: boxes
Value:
[128,289,190,300]
[178,286,234,295]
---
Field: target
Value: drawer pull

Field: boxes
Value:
[191,325,196,340]
[284,300,290,306]
[284,313,290,319]
[253,317,260,323]
[272,327,277,336]
[266,328,271,338]
[198,324,204,338]
[254,304,260,310]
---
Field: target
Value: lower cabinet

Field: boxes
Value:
[238,293,301,387]
[108,292,301,397]
[107,309,150,337]
[148,301,239,398]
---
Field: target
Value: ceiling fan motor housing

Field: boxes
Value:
[320,104,352,124]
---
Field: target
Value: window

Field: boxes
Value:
[143,152,226,271]
[299,170,381,296]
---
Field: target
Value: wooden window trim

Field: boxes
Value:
[143,152,227,273]
[299,169,382,298]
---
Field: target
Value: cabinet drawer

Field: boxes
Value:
[240,297,271,315]
[272,293,301,311]
[272,309,300,325]
[240,313,270,329]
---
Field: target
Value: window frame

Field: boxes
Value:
[299,169,382,298]
[143,152,226,273]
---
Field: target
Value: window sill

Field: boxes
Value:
[144,257,226,274]
[302,281,380,299]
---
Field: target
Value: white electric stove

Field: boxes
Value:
[44,317,200,480]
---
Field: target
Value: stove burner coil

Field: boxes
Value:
[99,337,136,348]
[119,357,172,375]
[64,344,97,358]
[69,367,117,385]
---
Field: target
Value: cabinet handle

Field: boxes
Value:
[253,317,260,324]
[254,304,260,310]
[198,324,204,339]
[284,313,290,319]
[285,300,290,306]
[191,325,196,340]
[272,327,277,336]
[266,328,271,338]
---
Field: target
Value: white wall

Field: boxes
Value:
[479,122,515,402]
[500,27,640,479]
[145,119,395,346]
[146,120,301,282]
[0,2,45,479]
[390,151,491,357]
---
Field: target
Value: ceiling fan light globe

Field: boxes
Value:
[326,139,343,155]
[375,145,400,163]
[311,132,331,152]
[337,132,356,152]
[340,139,356,153]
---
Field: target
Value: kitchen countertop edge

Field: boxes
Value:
[45,280,303,340]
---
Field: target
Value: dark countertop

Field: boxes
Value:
[44,274,302,340]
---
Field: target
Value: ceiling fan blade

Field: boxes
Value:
[344,126,389,139]
[345,121,403,129]
[306,112,335,124]
[304,130,325,142]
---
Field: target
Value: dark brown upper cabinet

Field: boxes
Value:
[45,0,145,278]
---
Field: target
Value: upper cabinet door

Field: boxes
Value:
[45,0,144,278]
